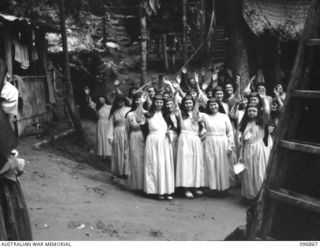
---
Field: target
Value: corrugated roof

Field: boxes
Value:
[243,0,311,40]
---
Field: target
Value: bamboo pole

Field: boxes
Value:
[182,0,188,63]
[163,34,169,71]
[58,0,83,137]
[140,6,148,85]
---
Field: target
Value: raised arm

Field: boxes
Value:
[84,86,96,110]
[273,87,284,109]
[135,92,148,124]
[259,87,270,126]
[243,75,256,96]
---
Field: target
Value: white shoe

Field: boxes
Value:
[185,191,194,199]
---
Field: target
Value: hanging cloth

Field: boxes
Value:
[14,39,30,70]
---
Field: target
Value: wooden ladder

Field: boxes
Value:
[248,0,320,240]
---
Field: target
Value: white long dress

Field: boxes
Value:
[107,106,130,176]
[203,113,234,191]
[126,111,145,190]
[144,111,174,195]
[96,104,112,157]
[176,113,206,188]
[241,121,271,200]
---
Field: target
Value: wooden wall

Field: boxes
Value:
[15,76,51,137]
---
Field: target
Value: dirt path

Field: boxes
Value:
[18,120,247,241]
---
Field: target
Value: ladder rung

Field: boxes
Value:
[292,90,320,99]
[254,236,276,241]
[279,140,320,154]
[306,38,320,46]
[268,188,320,214]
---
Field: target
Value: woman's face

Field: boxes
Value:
[98,97,105,105]
[165,101,174,113]
[247,107,258,119]
[154,100,164,111]
[271,102,278,111]
[184,99,194,112]
[117,100,124,108]
[163,93,170,100]
[275,84,283,93]
[134,97,140,108]
[215,91,224,102]
[191,91,198,100]
[242,97,248,106]
[148,88,156,98]
[225,84,233,95]
[268,125,276,134]
[208,102,219,114]
[249,96,259,105]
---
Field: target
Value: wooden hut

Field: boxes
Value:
[0,13,56,137]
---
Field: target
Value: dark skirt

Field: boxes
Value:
[0,179,32,240]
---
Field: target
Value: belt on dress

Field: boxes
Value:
[206,132,225,137]
[180,130,198,136]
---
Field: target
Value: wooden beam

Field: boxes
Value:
[306,38,320,47]
[279,140,320,155]
[268,188,320,214]
[292,90,320,99]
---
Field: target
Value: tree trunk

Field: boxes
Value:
[163,33,169,71]
[58,0,83,137]
[182,0,188,63]
[140,7,148,86]
[200,0,206,56]
[225,0,250,92]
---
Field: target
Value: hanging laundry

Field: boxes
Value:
[31,30,38,61]
[31,47,38,61]
[14,39,30,70]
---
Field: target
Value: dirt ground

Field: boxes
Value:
[17,119,247,241]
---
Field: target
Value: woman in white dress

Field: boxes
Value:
[84,88,112,158]
[107,94,130,177]
[239,89,271,201]
[163,97,180,169]
[176,95,206,198]
[195,97,234,192]
[125,93,145,191]
[137,93,174,200]
[213,86,229,115]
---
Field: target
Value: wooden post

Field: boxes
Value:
[163,33,169,71]
[182,0,188,63]
[40,33,55,104]
[58,0,83,137]
[102,5,108,48]
[140,6,148,86]
[4,32,13,78]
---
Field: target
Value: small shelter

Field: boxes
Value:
[0,12,56,137]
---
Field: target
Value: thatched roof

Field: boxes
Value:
[243,0,311,40]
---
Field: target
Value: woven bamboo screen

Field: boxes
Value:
[243,0,311,40]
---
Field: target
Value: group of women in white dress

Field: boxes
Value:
[86,68,285,202]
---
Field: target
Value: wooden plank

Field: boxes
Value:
[292,90,320,99]
[254,236,276,241]
[268,188,320,214]
[306,38,320,46]
[279,140,320,155]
